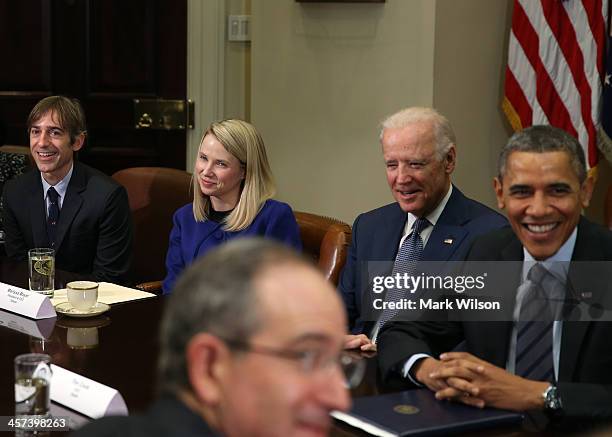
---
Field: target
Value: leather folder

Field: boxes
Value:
[331,389,522,436]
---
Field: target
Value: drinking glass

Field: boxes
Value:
[14,353,52,418]
[28,248,55,297]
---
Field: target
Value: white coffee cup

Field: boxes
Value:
[66,281,99,311]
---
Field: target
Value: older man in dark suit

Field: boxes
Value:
[2,96,132,283]
[340,107,506,350]
[379,125,612,422]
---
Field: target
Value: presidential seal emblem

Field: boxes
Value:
[393,404,420,415]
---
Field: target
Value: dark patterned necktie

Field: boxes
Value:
[377,217,430,330]
[515,263,557,382]
[47,187,60,247]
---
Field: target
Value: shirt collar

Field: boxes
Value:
[522,226,577,282]
[406,183,453,232]
[41,163,74,201]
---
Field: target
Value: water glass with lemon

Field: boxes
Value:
[28,248,55,297]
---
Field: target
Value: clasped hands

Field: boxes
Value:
[413,352,549,412]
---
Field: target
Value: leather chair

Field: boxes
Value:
[111,167,192,287]
[293,211,351,286]
[606,183,612,230]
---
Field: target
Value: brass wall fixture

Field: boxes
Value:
[134,99,195,130]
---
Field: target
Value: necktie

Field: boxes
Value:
[377,217,430,330]
[47,187,60,247]
[515,263,558,382]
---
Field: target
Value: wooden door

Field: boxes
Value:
[0,0,187,175]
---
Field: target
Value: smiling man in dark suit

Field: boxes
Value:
[379,125,612,422]
[339,107,506,350]
[2,96,132,283]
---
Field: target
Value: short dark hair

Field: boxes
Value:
[498,125,587,183]
[27,96,87,145]
[157,238,308,394]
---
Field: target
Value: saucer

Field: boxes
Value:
[56,316,111,329]
[55,302,110,318]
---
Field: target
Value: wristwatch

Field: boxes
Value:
[542,384,563,411]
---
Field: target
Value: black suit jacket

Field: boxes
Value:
[378,217,612,419]
[3,162,133,283]
[70,397,220,437]
[339,186,507,333]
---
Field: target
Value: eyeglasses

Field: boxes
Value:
[222,338,366,389]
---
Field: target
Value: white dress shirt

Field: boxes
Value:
[40,164,73,218]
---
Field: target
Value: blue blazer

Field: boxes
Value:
[338,186,507,333]
[162,199,302,293]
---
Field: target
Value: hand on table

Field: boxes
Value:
[412,357,456,394]
[344,334,377,352]
[429,352,548,411]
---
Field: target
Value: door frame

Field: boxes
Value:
[187,0,226,172]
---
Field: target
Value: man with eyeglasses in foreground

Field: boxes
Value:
[73,238,351,437]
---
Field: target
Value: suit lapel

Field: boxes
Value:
[488,234,523,366]
[192,220,225,259]
[376,203,407,261]
[500,235,523,263]
[423,186,469,261]
[54,163,85,250]
[558,218,598,381]
[425,225,467,261]
[26,172,49,247]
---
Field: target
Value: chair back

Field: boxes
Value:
[0,146,33,235]
[112,167,192,284]
[294,211,351,286]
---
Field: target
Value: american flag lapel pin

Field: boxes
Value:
[443,238,453,245]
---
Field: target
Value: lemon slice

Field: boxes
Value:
[33,259,53,276]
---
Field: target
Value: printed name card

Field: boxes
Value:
[50,365,128,419]
[0,282,56,319]
[0,309,56,339]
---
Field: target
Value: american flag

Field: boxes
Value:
[601,6,612,160]
[503,0,609,170]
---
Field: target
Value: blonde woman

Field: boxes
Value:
[162,119,301,293]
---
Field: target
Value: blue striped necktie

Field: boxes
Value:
[378,217,430,329]
[47,187,60,247]
[515,263,557,382]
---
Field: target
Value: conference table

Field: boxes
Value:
[0,259,532,436]
[0,260,163,435]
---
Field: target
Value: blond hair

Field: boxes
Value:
[192,119,276,231]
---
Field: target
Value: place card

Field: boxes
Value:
[0,309,56,339]
[0,282,56,319]
[50,365,128,419]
